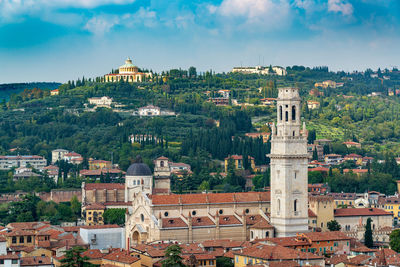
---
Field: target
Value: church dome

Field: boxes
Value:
[126,162,152,176]
[120,58,136,68]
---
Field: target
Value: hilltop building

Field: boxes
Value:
[104,58,152,83]
[232,66,287,76]
[269,87,309,237]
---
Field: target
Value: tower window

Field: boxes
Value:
[285,111,288,122]
[277,199,281,213]
[160,161,164,167]
[294,200,298,212]
[292,105,296,121]
[279,106,282,121]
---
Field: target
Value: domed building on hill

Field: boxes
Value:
[104,58,152,83]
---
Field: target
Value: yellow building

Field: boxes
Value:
[383,196,400,225]
[83,203,105,226]
[224,155,255,172]
[104,58,152,83]
[88,159,112,170]
[4,229,35,247]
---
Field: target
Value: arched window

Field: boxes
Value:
[294,200,297,212]
[292,105,296,121]
[279,106,282,121]
[160,161,164,167]
[266,231,269,237]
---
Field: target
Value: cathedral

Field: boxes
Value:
[124,87,309,245]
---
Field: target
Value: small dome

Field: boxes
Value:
[126,162,152,176]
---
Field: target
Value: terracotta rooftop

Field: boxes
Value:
[103,250,139,264]
[162,218,187,228]
[150,191,270,205]
[201,239,245,248]
[345,254,372,265]
[261,236,311,247]
[81,249,104,259]
[191,216,215,227]
[20,256,52,266]
[84,183,125,190]
[7,222,50,231]
[234,244,323,260]
[302,231,351,241]
[3,229,35,236]
[218,215,241,225]
[334,208,392,217]
[308,209,317,217]
[325,254,348,265]
[84,203,106,210]
[250,218,274,229]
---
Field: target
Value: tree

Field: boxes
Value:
[70,195,81,218]
[60,246,96,267]
[216,256,234,267]
[390,229,400,253]
[162,245,185,267]
[327,220,341,231]
[103,208,126,225]
[364,218,373,248]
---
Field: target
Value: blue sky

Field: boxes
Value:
[0,0,399,83]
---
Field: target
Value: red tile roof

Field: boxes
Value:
[302,231,351,241]
[191,216,215,227]
[218,215,241,225]
[20,256,52,266]
[162,218,187,228]
[81,249,104,259]
[250,218,274,229]
[150,191,270,205]
[103,250,139,264]
[334,208,392,217]
[234,244,323,260]
[84,203,106,210]
[308,209,317,217]
[308,167,329,172]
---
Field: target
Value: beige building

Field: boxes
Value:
[104,58,152,83]
[269,87,309,237]
[125,191,272,246]
[51,149,69,164]
[88,96,113,108]
[309,195,334,231]
[334,208,393,244]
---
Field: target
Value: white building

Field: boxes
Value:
[269,87,309,237]
[232,66,287,76]
[88,96,113,108]
[79,225,125,250]
[0,156,47,170]
[138,105,161,116]
[51,149,69,164]
[218,90,230,98]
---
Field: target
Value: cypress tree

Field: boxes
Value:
[364,218,373,248]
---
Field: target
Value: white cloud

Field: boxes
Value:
[328,0,353,16]
[84,15,120,35]
[0,0,135,23]
[214,0,290,30]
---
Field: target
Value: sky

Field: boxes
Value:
[0,0,399,83]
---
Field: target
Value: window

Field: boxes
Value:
[140,214,144,222]
[321,222,324,228]
[279,106,282,121]
[277,199,281,213]
[251,231,254,239]
[266,231,269,237]
[294,200,297,212]
[12,260,18,264]
[12,237,17,243]
[164,212,169,217]
[160,161,164,167]
[292,105,296,121]
[285,111,288,122]
[27,236,32,243]
[0,259,4,264]
[19,236,24,243]
[192,210,196,216]
[133,180,136,185]
[245,209,249,214]
[219,209,223,215]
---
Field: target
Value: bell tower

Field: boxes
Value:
[269,87,309,237]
